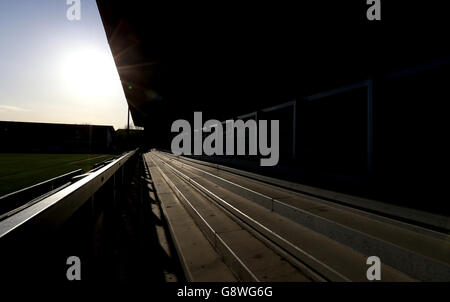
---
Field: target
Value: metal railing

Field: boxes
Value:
[0,149,138,281]
[0,169,83,220]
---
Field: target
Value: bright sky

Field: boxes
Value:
[0,0,131,130]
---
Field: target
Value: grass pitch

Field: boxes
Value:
[0,153,114,197]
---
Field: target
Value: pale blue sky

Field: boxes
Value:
[0,0,130,129]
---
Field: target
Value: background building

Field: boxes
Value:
[0,121,114,154]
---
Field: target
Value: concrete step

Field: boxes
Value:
[156,151,450,281]
[154,152,413,282]
[149,153,312,282]
[162,151,450,232]
[143,153,236,282]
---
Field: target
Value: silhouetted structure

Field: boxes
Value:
[96,1,450,214]
[114,129,145,152]
[0,121,114,153]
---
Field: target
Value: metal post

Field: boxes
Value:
[367,80,374,174]
[292,100,297,159]
[127,107,130,132]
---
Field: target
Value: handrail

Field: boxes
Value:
[0,149,137,239]
[0,169,83,216]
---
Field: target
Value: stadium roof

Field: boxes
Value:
[96,1,449,128]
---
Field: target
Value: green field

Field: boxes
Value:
[0,153,115,197]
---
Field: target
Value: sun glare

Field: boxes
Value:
[61,48,120,99]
